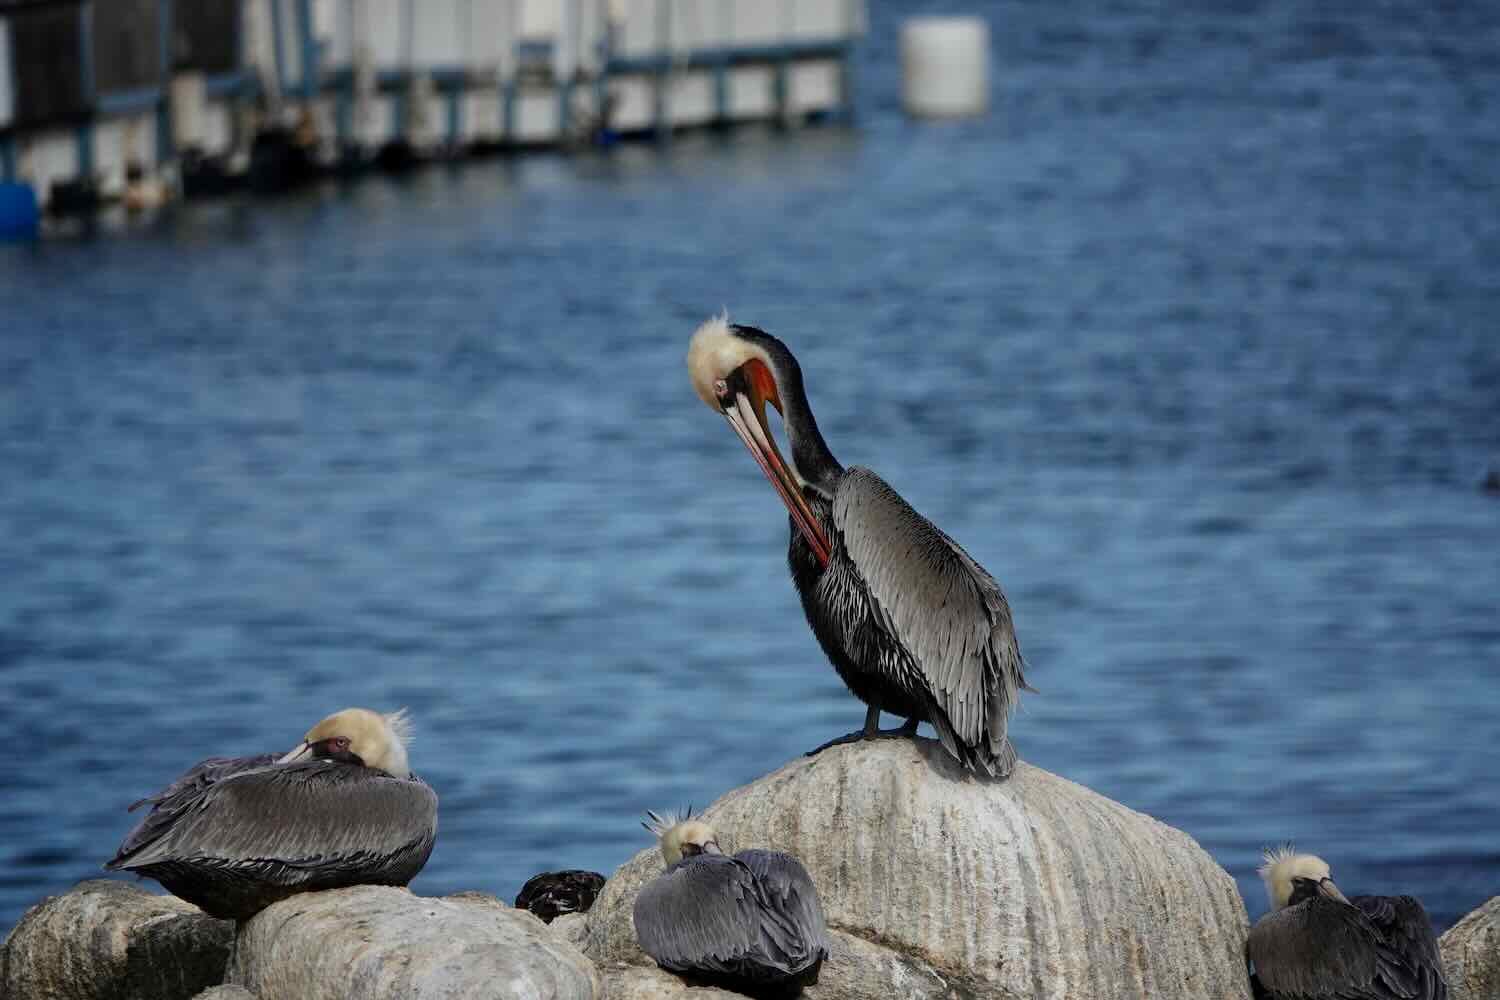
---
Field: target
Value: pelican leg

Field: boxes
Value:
[805,708,921,757]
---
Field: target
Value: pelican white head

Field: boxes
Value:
[279,707,413,779]
[1259,845,1348,911]
[687,312,776,411]
[643,809,722,866]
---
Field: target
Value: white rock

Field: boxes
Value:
[1441,895,1500,1000]
[582,738,1252,1000]
[228,885,601,1000]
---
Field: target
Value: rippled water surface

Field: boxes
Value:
[3,0,1498,937]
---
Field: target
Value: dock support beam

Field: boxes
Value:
[77,1,96,180]
[270,0,288,106]
[773,55,789,126]
[712,54,728,125]
[502,78,516,144]
[447,85,462,149]
[652,0,669,142]
[157,0,175,164]
[297,0,318,100]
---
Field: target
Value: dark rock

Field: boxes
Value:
[518,870,608,923]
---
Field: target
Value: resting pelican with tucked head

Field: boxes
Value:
[106,707,438,921]
[1246,846,1446,1000]
[688,314,1031,777]
[633,810,829,996]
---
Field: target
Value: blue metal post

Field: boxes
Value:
[557,80,572,142]
[336,0,354,146]
[157,0,175,163]
[712,0,728,124]
[838,0,857,121]
[447,87,461,148]
[336,86,351,147]
[77,1,96,177]
[773,55,789,126]
[398,0,414,138]
[270,0,288,101]
[502,79,515,143]
[713,54,728,125]
[652,0,668,142]
[298,0,318,99]
[594,0,614,137]
[838,41,855,122]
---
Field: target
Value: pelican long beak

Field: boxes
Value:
[278,741,312,764]
[1318,878,1350,905]
[721,363,832,566]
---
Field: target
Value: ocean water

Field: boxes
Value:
[2,0,1498,939]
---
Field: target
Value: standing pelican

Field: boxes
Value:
[105,707,438,921]
[687,316,1030,777]
[633,810,829,995]
[1246,846,1446,1000]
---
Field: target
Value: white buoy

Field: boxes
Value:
[900,16,990,119]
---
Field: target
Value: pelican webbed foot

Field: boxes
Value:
[805,711,920,757]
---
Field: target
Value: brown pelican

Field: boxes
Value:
[1246,846,1447,1000]
[516,869,607,923]
[633,810,829,995]
[687,315,1031,777]
[105,707,438,921]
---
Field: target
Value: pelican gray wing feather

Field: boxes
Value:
[1248,896,1444,1000]
[1352,896,1446,1000]
[113,753,283,861]
[633,854,825,985]
[112,760,435,870]
[832,466,1026,775]
[733,849,830,969]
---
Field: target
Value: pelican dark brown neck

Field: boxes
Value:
[731,325,843,495]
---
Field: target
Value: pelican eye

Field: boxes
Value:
[713,378,730,399]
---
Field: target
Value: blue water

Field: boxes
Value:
[2,0,1498,939]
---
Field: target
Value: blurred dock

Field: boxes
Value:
[0,0,863,227]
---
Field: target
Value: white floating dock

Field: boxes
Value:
[0,0,866,216]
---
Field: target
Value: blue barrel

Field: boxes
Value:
[0,182,41,241]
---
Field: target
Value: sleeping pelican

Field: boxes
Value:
[633,810,829,995]
[688,315,1031,776]
[105,707,438,921]
[1246,846,1446,1000]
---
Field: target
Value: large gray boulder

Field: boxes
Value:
[1441,895,1500,1000]
[581,738,1252,1000]
[227,885,602,1000]
[0,878,234,1000]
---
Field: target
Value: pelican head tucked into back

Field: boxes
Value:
[279,706,412,777]
[106,707,438,921]
[1246,846,1446,1000]
[633,809,829,996]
